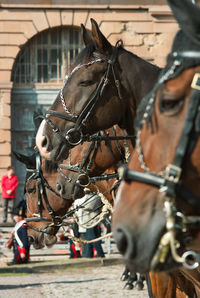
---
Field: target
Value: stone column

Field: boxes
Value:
[0,81,13,179]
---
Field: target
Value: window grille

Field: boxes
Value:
[12,27,83,85]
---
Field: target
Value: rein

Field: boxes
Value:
[119,51,200,270]
[42,40,123,146]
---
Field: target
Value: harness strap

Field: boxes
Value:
[164,71,200,197]
[46,110,78,123]
[112,127,126,162]
[90,173,119,183]
[79,141,95,171]
[119,166,200,209]
[174,74,200,168]
[83,134,136,142]
[86,139,99,173]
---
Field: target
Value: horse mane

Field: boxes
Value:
[44,159,58,174]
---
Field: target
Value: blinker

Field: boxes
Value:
[191,73,200,90]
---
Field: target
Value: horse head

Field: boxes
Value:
[36,19,124,162]
[36,19,160,162]
[113,0,200,273]
[14,151,73,249]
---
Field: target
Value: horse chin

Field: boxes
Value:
[44,233,57,247]
[32,232,45,249]
[125,231,180,274]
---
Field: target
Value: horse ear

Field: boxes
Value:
[13,151,36,168]
[167,0,200,45]
[90,18,112,55]
[81,24,92,46]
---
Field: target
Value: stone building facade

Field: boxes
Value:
[0,0,179,200]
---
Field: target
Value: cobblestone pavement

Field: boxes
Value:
[0,265,149,298]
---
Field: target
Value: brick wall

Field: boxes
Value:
[0,1,178,188]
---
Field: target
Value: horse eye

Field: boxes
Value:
[159,97,183,113]
[27,187,36,194]
[79,80,94,87]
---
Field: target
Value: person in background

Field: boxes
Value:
[5,206,30,265]
[58,221,81,259]
[84,224,105,258]
[74,197,87,257]
[74,189,105,258]
[1,166,18,223]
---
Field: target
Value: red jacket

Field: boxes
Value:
[1,174,18,199]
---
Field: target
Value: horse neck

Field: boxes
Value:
[118,49,161,133]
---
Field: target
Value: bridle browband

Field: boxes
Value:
[119,51,200,270]
[42,40,124,146]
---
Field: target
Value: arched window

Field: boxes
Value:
[12,27,83,85]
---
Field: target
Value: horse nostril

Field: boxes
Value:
[56,183,61,191]
[28,235,35,244]
[41,136,47,148]
[56,182,65,195]
[114,225,136,259]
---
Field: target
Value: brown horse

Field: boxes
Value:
[14,151,73,249]
[36,18,160,162]
[15,148,145,291]
[113,0,200,295]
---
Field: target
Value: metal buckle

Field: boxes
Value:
[191,73,200,90]
[164,164,182,183]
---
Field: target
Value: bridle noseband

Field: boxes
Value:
[42,40,123,146]
[119,51,200,270]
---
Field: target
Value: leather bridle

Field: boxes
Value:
[26,152,65,234]
[25,148,121,235]
[58,127,134,188]
[42,40,123,146]
[119,51,200,270]
[25,152,95,234]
